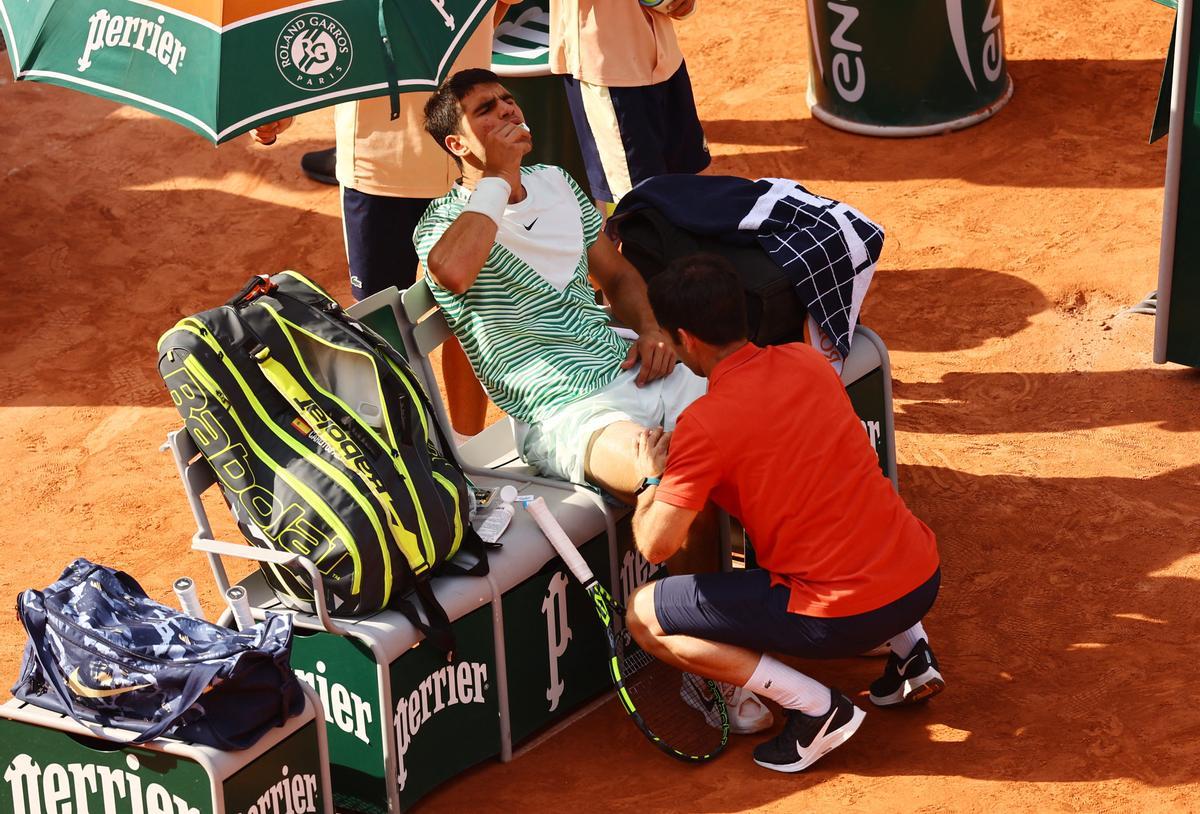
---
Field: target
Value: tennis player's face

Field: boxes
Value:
[457,83,527,158]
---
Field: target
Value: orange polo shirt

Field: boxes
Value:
[655,342,940,618]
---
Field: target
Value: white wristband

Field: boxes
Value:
[464,176,511,227]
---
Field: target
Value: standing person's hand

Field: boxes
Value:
[250,117,294,145]
[482,121,532,192]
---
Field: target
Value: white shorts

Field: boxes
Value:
[516,363,708,483]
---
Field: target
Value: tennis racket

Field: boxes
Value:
[525,497,729,762]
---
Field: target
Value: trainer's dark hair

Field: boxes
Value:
[424,68,502,169]
[647,253,748,346]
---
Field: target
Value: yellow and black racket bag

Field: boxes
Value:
[157,271,486,653]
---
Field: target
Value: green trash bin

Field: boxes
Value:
[492,0,592,198]
[805,0,1013,136]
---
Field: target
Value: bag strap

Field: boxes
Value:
[393,580,457,660]
[17,593,224,744]
[439,526,491,575]
[17,591,94,730]
[129,661,225,744]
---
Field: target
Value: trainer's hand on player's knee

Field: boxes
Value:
[633,427,672,477]
[250,117,294,146]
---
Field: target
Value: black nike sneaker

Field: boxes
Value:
[868,638,945,707]
[752,688,865,773]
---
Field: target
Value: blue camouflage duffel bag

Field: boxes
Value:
[12,558,304,749]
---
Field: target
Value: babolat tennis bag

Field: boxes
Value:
[13,558,304,748]
[156,270,487,653]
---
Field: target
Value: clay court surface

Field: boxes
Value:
[2,0,1198,810]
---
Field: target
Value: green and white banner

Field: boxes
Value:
[0,0,493,142]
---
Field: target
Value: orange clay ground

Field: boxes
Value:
[2,0,1199,810]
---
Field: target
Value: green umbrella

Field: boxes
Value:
[0,0,494,143]
[491,0,547,78]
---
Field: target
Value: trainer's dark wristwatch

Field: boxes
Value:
[634,475,662,496]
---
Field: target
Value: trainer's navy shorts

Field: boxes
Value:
[562,61,710,204]
[653,568,940,659]
[341,186,432,301]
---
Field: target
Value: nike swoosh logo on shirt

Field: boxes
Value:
[523,218,538,231]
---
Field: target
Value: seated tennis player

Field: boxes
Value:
[415,69,706,501]
[625,254,944,773]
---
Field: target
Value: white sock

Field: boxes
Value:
[886,622,928,659]
[744,655,831,716]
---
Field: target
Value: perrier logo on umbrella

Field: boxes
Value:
[0,0,495,143]
[275,12,353,91]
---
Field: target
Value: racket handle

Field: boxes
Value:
[225,586,255,631]
[173,577,205,620]
[524,497,596,584]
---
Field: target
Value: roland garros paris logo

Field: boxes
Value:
[276,12,353,91]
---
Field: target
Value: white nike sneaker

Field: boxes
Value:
[680,673,773,734]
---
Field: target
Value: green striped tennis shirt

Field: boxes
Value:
[414,165,627,425]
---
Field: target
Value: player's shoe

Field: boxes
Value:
[680,673,773,734]
[868,638,945,707]
[752,688,865,773]
[300,147,337,186]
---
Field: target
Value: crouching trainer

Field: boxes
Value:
[626,254,944,773]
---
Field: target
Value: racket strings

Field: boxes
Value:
[618,642,727,759]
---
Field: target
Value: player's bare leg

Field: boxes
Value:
[586,421,720,573]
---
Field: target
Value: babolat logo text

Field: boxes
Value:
[276,13,353,91]
[234,764,319,814]
[164,366,350,575]
[77,9,187,74]
[394,662,489,791]
[294,660,374,746]
[4,752,200,814]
